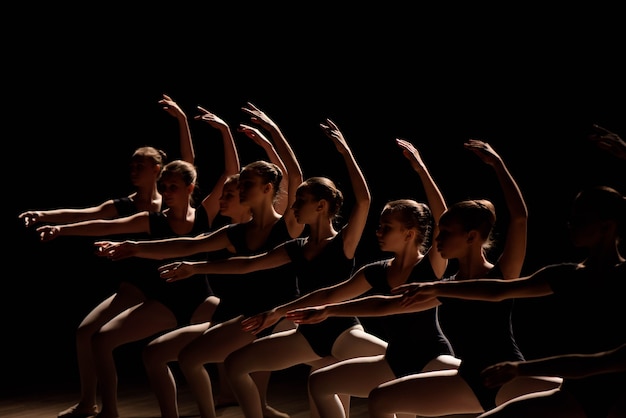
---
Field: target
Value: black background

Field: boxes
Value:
[5,5,626,396]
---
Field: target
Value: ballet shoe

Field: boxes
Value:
[57,404,99,418]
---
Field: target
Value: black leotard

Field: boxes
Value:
[204,213,240,299]
[363,252,454,377]
[533,261,626,418]
[283,230,360,357]
[145,205,214,326]
[110,197,165,295]
[438,264,524,410]
[212,217,299,337]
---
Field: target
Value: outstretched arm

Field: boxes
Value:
[396,138,448,278]
[240,265,374,335]
[465,139,528,279]
[237,123,289,214]
[157,244,292,281]
[35,212,150,242]
[481,342,626,388]
[159,93,195,164]
[286,292,441,325]
[320,118,371,259]
[95,223,234,260]
[20,95,192,230]
[392,266,555,309]
[19,200,120,228]
[194,106,241,225]
[242,102,304,238]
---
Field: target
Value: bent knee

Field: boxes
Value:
[367,387,387,414]
[178,351,194,372]
[142,344,163,368]
[223,353,244,377]
[91,331,114,353]
[308,369,328,394]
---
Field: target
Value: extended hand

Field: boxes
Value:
[158,261,195,282]
[36,225,60,242]
[481,361,520,388]
[240,310,281,335]
[285,306,328,324]
[94,240,137,261]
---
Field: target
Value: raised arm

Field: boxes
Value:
[320,118,371,259]
[237,123,289,214]
[465,139,528,279]
[396,138,448,278]
[159,93,195,164]
[242,102,304,237]
[194,106,241,225]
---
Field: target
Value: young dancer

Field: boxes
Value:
[288,140,561,417]
[394,185,625,418]
[96,103,305,418]
[33,101,290,418]
[19,93,193,418]
[237,137,456,418]
[140,111,302,418]
[158,119,389,418]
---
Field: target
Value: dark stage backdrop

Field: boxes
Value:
[5,7,626,396]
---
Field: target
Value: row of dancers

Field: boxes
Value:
[19,95,625,418]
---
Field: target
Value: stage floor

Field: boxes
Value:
[1,366,370,418]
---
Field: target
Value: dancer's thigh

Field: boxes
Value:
[331,326,388,360]
[309,355,391,398]
[227,329,319,373]
[189,296,220,324]
[98,300,177,347]
[422,354,462,372]
[370,370,483,416]
[144,322,211,363]
[496,375,563,406]
[79,286,143,332]
[180,315,255,364]
[480,389,585,418]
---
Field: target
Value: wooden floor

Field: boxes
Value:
[0,366,370,418]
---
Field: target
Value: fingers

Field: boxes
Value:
[591,123,612,135]
[390,285,406,294]
[240,318,260,333]
[157,263,174,274]
[158,262,181,281]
